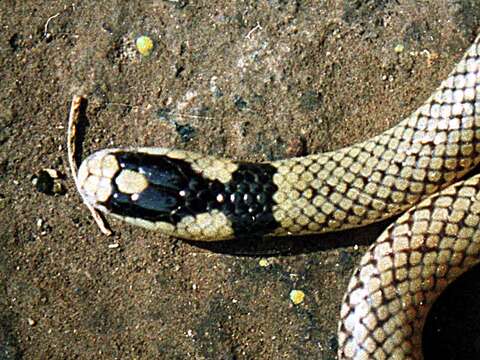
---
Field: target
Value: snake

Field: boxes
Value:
[73,34,480,359]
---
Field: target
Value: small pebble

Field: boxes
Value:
[35,170,54,194]
[108,243,120,249]
[43,168,59,179]
[34,169,65,195]
[289,289,305,305]
[27,318,36,326]
[136,35,154,56]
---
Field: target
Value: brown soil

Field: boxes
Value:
[1,1,480,359]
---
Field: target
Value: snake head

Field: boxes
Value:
[76,148,192,222]
[76,148,279,239]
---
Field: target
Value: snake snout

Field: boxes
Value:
[76,149,120,207]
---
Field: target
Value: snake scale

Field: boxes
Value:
[74,35,480,359]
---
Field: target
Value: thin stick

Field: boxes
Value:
[246,22,262,39]
[44,13,60,38]
[67,95,112,236]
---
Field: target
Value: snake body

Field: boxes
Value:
[75,36,480,359]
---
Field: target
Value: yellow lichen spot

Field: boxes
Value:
[394,44,404,53]
[258,258,269,267]
[289,289,305,305]
[136,35,154,56]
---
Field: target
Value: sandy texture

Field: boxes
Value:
[1,1,480,359]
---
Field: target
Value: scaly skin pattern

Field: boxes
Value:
[75,35,480,358]
[338,174,480,359]
[269,37,480,237]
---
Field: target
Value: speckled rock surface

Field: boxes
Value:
[1,1,480,359]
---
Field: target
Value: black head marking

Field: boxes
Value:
[101,151,280,238]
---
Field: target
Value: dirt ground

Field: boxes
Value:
[2,1,480,359]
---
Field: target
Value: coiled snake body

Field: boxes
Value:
[75,36,480,359]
